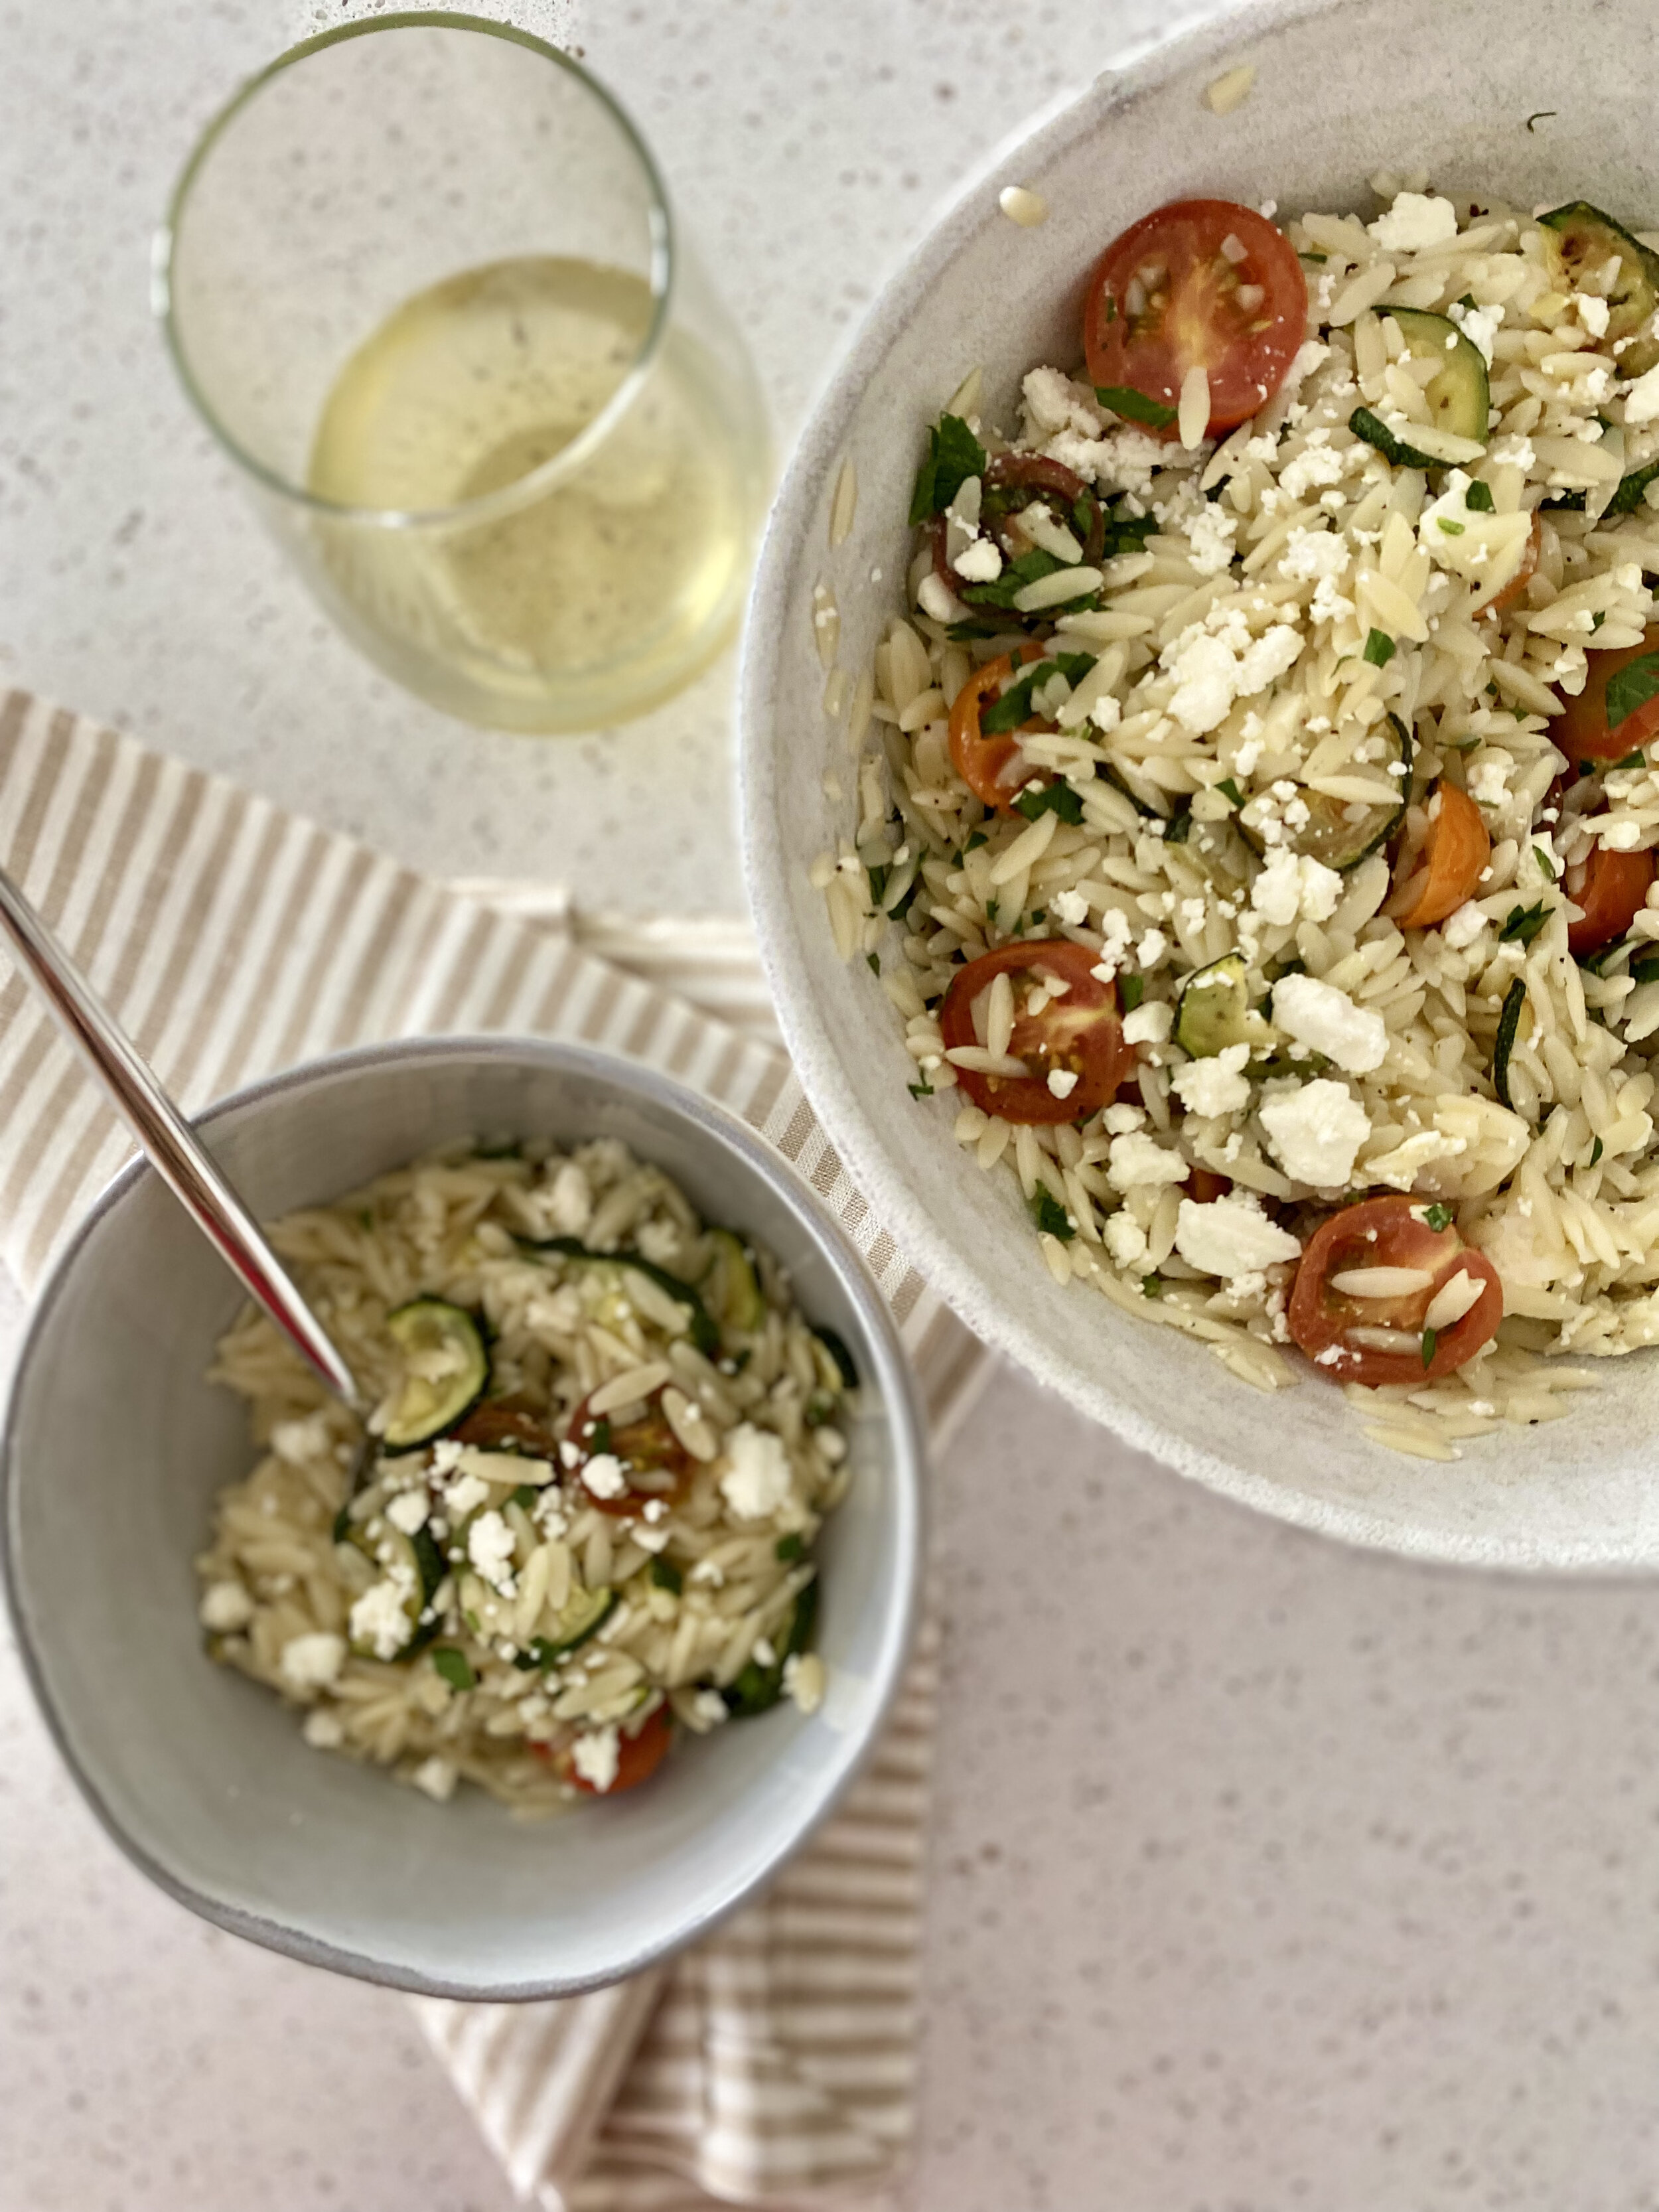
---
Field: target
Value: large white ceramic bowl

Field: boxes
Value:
[1,1039,923,1998]
[741,0,1659,1572]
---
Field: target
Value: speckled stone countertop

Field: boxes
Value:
[4,3,1659,2208]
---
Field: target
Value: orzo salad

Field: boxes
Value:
[818,182,1659,1458]
[194,1139,853,1810]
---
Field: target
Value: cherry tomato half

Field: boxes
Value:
[540,1704,675,1796]
[939,938,1133,1124]
[1083,198,1308,438]
[1565,839,1657,956]
[453,1400,561,1456]
[1554,622,1659,763]
[1387,783,1491,930]
[566,1384,694,1518]
[1287,1194,1504,1388]
[948,642,1046,813]
[1477,510,1542,619]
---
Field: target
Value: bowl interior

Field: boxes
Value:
[3,1041,922,1997]
[741,0,1659,1571]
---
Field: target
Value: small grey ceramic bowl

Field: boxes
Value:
[740,0,1659,1573]
[0,1037,923,2000]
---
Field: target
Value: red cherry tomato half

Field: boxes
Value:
[1387,783,1491,930]
[1565,840,1657,956]
[1083,198,1308,439]
[1287,1194,1504,1389]
[948,642,1046,813]
[939,938,1134,1124]
[566,1384,693,1518]
[1188,1166,1232,1204]
[1555,622,1659,763]
[538,1703,676,1796]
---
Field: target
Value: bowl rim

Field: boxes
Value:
[735,0,1654,1576]
[0,1032,927,2000]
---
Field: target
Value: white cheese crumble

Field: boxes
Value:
[1624,361,1659,425]
[303,1709,344,1750]
[572,1727,620,1793]
[443,1471,490,1520]
[1575,291,1611,339]
[280,1629,347,1690]
[348,1578,414,1660]
[1046,1068,1080,1100]
[1104,1210,1149,1266]
[467,1509,518,1591]
[952,536,1003,583]
[1171,1041,1252,1118]
[1121,1000,1173,1045]
[270,1413,332,1465]
[1442,899,1489,951]
[1449,298,1502,364]
[1250,846,1343,925]
[1367,190,1459,253]
[199,1579,253,1633]
[1186,504,1238,575]
[580,1452,630,1500]
[719,1423,794,1519]
[1174,1193,1301,1278]
[545,1161,593,1236]
[1106,1132,1190,1192]
[1270,974,1388,1073]
[385,1488,431,1536]
[1050,887,1090,926]
[1260,1078,1372,1185]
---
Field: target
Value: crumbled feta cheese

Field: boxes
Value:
[1122,1000,1173,1046]
[1050,887,1090,926]
[270,1413,332,1465]
[385,1488,430,1536]
[719,1423,794,1519]
[1106,1133,1190,1192]
[784,1652,826,1714]
[1236,624,1303,694]
[281,1629,348,1689]
[1367,190,1459,253]
[302,1708,344,1749]
[1104,1209,1149,1266]
[1104,1102,1147,1135]
[1277,436,1346,502]
[952,536,1003,583]
[1624,361,1659,425]
[1046,1067,1080,1100]
[1467,751,1512,808]
[348,1578,413,1660]
[443,1471,490,1520]
[1278,525,1350,586]
[1171,1042,1252,1118]
[572,1727,620,1793]
[1270,973,1388,1072]
[1163,629,1238,735]
[1186,504,1238,575]
[411,1755,459,1803]
[1260,1078,1372,1185]
[467,1509,518,1590]
[1137,927,1169,966]
[1573,290,1611,338]
[546,1161,593,1236]
[1250,846,1343,926]
[1022,365,1103,439]
[199,1579,253,1633]
[1442,899,1489,950]
[1449,297,1503,364]
[1174,1192,1301,1278]
[580,1452,629,1500]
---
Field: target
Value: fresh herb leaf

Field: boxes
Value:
[1098,497,1159,559]
[1163,806,1194,845]
[1464,479,1496,513]
[774,1533,805,1564]
[908,1074,934,1099]
[1029,1186,1075,1241]
[1437,517,1466,536]
[431,1648,476,1692]
[1591,610,1607,631]
[650,1557,684,1594]
[589,1416,612,1454]
[1013,780,1085,825]
[1119,973,1145,1012]
[1420,1327,1438,1370]
[1578,940,1626,976]
[1364,627,1396,667]
[980,653,1093,735]
[866,951,881,974]
[867,862,889,907]
[1605,652,1659,733]
[511,1483,539,1509]
[1632,956,1659,985]
[909,413,987,526]
[960,547,1079,613]
[1499,901,1549,945]
[1608,455,1659,517]
[1095,384,1178,429]
[1300,250,1329,265]
[1141,1274,1164,1299]
[1349,406,1436,471]
[1493,976,1527,1114]
[964,830,989,853]
[1216,777,1244,807]
[1071,494,1094,538]
[1615,747,1648,772]
[814,1325,859,1388]
[985,898,999,924]
[1532,844,1557,882]
[1591,1136,1605,1167]
[1421,1201,1455,1234]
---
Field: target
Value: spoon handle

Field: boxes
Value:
[0,865,366,1414]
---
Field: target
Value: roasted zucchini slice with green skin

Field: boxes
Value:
[1388,309,1490,446]
[1174,954,1277,1059]
[520,1236,721,1358]
[1241,715,1413,871]
[512,1584,618,1672]
[721,1581,818,1719]
[1539,202,1659,376]
[342,1520,447,1660]
[379,1298,490,1452]
[703,1227,766,1333]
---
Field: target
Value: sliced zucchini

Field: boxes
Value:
[380,1298,489,1452]
[1174,954,1276,1059]
[1539,202,1659,376]
[812,1325,859,1389]
[1388,309,1490,447]
[513,1584,618,1672]
[722,1581,818,1719]
[1242,715,1413,872]
[703,1228,766,1333]
[343,1521,446,1660]
[523,1236,720,1357]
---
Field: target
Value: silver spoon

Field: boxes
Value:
[0,863,367,1416]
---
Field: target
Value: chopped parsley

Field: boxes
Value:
[774,1533,805,1564]
[908,1073,935,1099]
[1590,1136,1605,1167]
[510,1483,540,1510]
[1119,973,1145,1012]
[979,651,1096,734]
[1363,628,1396,667]
[1421,1202,1455,1234]
[960,546,1086,613]
[867,861,888,907]
[866,951,881,975]
[1216,777,1244,808]
[1141,1274,1165,1299]
[1094,383,1178,429]
[1605,652,1659,733]
[1029,1186,1075,1241]
[1420,1327,1438,1370]
[1608,455,1659,518]
[1499,901,1549,945]
[1098,496,1159,559]
[1463,479,1496,513]
[431,1649,476,1692]
[1014,780,1086,825]
[1532,845,1557,882]
[1614,747,1649,773]
[1163,805,1194,845]
[964,830,989,853]
[1632,956,1659,986]
[650,1557,684,1594]
[909,412,987,526]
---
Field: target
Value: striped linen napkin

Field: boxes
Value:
[0,686,991,2209]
